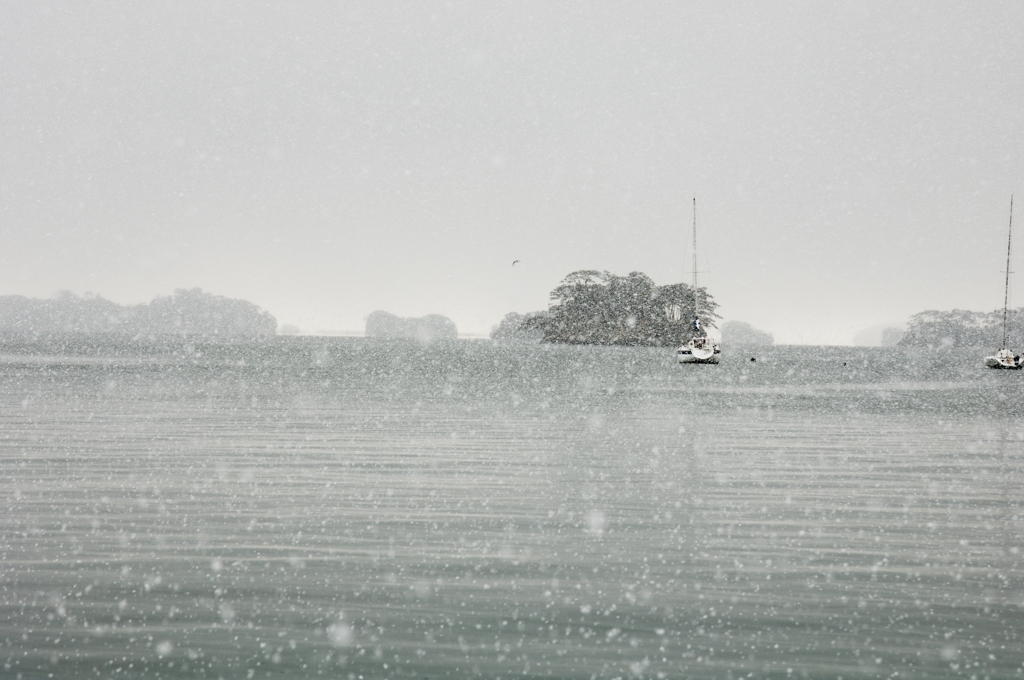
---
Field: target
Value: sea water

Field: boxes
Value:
[1,338,1022,679]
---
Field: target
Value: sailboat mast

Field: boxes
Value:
[692,198,698,292]
[1002,195,1014,350]
[692,198,698,323]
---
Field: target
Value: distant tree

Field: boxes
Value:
[365,311,457,342]
[0,289,276,338]
[415,314,458,343]
[721,321,774,346]
[365,311,409,338]
[523,270,719,346]
[898,308,1024,348]
[490,312,546,344]
[0,291,127,336]
[879,327,905,347]
[141,288,277,337]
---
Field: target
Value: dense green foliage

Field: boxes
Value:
[523,270,719,346]
[898,308,1024,348]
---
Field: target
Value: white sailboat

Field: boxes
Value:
[984,195,1022,370]
[677,198,720,365]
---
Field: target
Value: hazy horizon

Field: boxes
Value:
[2,2,1022,344]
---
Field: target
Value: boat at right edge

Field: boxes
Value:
[984,195,1022,369]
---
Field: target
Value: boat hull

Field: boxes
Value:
[984,349,1021,369]
[677,351,720,364]
[677,339,721,364]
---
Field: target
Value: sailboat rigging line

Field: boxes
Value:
[692,197,698,293]
[1002,195,1014,350]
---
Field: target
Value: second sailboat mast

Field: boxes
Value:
[692,198,698,313]
[1003,195,1014,350]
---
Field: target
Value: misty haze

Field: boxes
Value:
[2,2,1023,679]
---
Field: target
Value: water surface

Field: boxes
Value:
[2,338,1022,679]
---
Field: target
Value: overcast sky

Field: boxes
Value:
[2,1,1022,344]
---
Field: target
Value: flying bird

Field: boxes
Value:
[512,260,520,266]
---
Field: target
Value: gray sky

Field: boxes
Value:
[2,1,1022,344]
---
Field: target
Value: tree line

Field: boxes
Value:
[898,308,1024,348]
[0,288,277,339]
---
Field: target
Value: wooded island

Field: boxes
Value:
[495,270,719,346]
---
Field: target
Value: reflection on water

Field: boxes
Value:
[1,339,1022,678]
